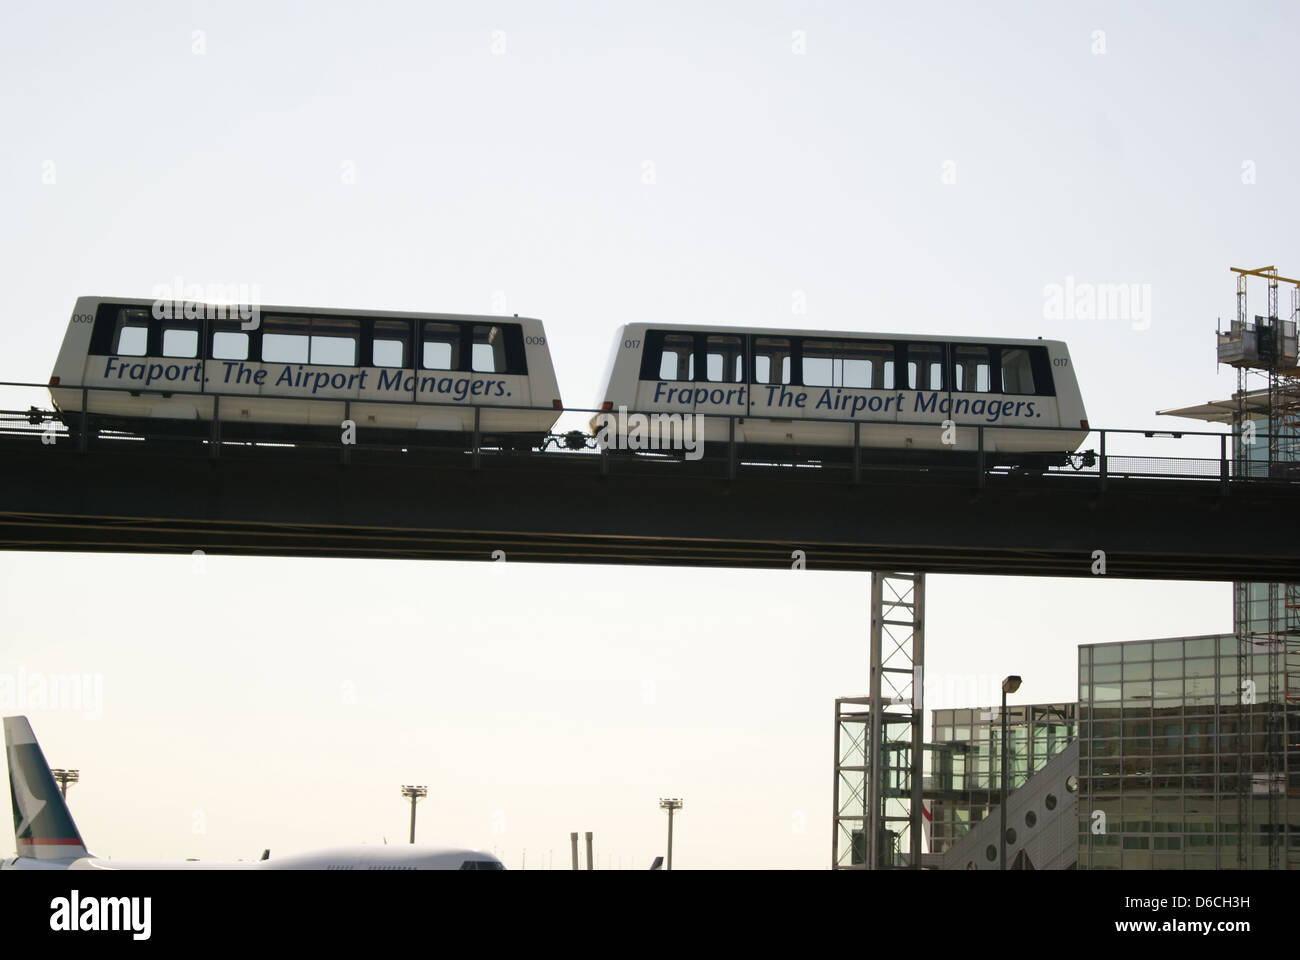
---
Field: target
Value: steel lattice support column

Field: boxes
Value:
[832,572,926,869]
[867,572,925,868]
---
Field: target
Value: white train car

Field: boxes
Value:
[49,297,563,447]
[593,324,1089,465]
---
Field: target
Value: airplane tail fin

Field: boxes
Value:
[4,716,91,860]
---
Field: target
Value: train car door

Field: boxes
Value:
[696,332,748,447]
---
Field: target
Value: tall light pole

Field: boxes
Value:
[999,676,1022,871]
[50,769,79,800]
[659,798,682,870]
[401,785,427,844]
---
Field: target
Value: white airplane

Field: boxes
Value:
[1,716,504,871]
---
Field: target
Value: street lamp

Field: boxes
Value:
[658,798,683,870]
[401,785,427,844]
[1000,675,1022,871]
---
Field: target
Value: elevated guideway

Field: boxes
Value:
[0,382,1296,580]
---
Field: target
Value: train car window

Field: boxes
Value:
[372,319,409,368]
[162,325,199,358]
[705,334,744,383]
[309,316,359,366]
[112,310,150,356]
[470,325,508,373]
[753,337,792,385]
[500,324,528,374]
[262,315,310,363]
[906,343,945,390]
[1000,348,1036,394]
[801,341,832,386]
[1028,346,1055,396]
[421,322,460,370]
[862,342,896,389]
[657,333,695,381]
[802,340,875,388]
[211,319,249,361]
[953,344,991,393]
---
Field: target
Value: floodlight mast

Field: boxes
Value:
[658,798,683,870]
[50,768,79,800]
[401,785,428,844]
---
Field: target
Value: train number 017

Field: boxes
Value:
[1053,357,1069,367]
[624,339,641,349]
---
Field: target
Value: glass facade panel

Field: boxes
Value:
[1093,645,1121,665]
[1153,639,1183,659]
[1079,634,1296,870]
[926,702,1075,855]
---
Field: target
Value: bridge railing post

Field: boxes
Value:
[78,386,88,453]
[728,416,736,480]
[1220,433,1229,493]
[341,400,351,465]
[1099,430,1107,490]
[976,426,985,488]
[209,395,221,459]
[472,406,481,470]
[853,422,861,484]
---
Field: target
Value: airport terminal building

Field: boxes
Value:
[836,627,1298,869]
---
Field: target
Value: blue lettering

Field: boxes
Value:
[378,368,407,391]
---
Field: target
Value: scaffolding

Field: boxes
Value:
[832,572,925,868]
[1219,266,1300,869]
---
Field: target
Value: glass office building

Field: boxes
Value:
[927,703,1076,855]
[1076,634,1300,869]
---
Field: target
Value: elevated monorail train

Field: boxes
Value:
[47,299,1088,465]
[592,324,1089,466]
[49,296,563,447]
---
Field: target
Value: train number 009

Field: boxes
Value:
[524,336,546,345]
[72,313,95,324]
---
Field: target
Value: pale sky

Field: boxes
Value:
[1,1,1293,868]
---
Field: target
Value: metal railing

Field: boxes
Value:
[0,378,1294,491]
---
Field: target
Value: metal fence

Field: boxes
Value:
[0,379,1291,490]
